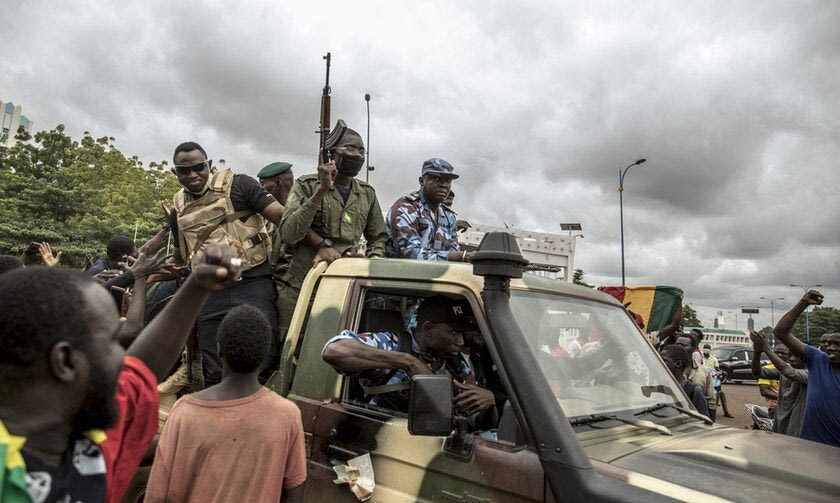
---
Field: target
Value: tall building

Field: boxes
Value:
[0,101,33,147]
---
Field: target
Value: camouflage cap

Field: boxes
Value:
[257,162,293,179]
[421,158,458,179]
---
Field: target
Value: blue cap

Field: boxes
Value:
[421,158,458,179]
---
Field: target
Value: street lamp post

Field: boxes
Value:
[364,93,374,183]
[760,296,784,345]
[619,158,646,286]
[790,284,822,344]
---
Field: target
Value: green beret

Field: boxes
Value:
[257,162,293,179]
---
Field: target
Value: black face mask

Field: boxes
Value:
[336,153,365,176]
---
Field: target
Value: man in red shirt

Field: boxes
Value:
[0,243,240,502]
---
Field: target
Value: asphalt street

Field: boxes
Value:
[715,382,766,428]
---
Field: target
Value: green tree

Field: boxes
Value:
[791,306,840,343]
[0,125,181,267]
[681,304,703,327]
[758,326,773,338]
[572,268,594,288]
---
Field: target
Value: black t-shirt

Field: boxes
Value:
[171,174,276,277]
[22,437,106,502]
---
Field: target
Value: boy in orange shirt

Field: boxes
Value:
[146,305,306,502]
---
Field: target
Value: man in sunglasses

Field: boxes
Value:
[168,142,321,387]
[385,158,473,262]
[277,121,389,342]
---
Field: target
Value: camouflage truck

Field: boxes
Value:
[126,233,840,502]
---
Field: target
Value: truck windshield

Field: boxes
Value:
[509,290,690,420]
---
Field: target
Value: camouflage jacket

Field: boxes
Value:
[279,174,388,288]
[385,190,460,260]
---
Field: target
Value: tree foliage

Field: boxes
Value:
[791,306,840,343]
[572,268,594,288]
[0,125,180,267]
[681,304,703,327]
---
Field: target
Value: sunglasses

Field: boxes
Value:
[172,160,211,175]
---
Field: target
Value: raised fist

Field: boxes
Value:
[803,290,824,306]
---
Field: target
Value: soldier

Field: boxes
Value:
[442,189,472,233]
[385,158,473,262]
[277,122,388,340]
[321,295,475,411]
[258,161,295,278]
[168,142,286,386]
[258,161,295,206]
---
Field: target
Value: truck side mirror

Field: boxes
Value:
[408,375,453,436]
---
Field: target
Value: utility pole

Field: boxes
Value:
[760,297,784,345]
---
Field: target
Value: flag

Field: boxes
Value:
[0,421,33,503]
[598,285,683,334]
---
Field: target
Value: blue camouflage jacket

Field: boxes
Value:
[322,330,472,406]
[385,190,460,260]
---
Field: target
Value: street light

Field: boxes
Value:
[760,296,784,345]
[790,284,822,344]
[364,93,374,183]
[619,158,646,286]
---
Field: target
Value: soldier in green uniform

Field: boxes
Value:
[277,121,388,340]
[258,162,295,279]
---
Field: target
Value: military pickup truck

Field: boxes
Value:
[128,233,840,502]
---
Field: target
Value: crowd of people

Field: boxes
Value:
[655,291,840,448]
[0,120,476,502]
[1,119,838,502]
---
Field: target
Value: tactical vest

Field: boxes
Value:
[173,170,271,271]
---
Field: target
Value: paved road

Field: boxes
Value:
[715,382,767,428]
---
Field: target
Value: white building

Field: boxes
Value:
[684,326,750,348]
[459,224,578,281]
[1,101,33,147]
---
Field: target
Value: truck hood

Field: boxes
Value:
[599,426,840,502]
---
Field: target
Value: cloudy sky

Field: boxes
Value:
[3,0,838,328]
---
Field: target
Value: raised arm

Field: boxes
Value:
[279,165,334,246]
[116,250,170,347]
[117,275,146,348]
[322,339,431,376]
[657,299,683,344]
[773,290,823,359]
[751,331,791,374]
[749,332,765,377]
[127,243,240,381]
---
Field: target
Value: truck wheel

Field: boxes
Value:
[721,370,730,384]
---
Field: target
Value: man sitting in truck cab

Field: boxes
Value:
[322,295,482,412]
[445,304,505,430]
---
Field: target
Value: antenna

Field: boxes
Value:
[365,93,374,183]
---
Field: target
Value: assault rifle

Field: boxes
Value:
[319,52,332,163]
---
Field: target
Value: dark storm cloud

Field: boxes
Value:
[1,0,838,314]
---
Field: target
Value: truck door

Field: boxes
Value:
[307,283,545,502]
[272,271,359,501]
